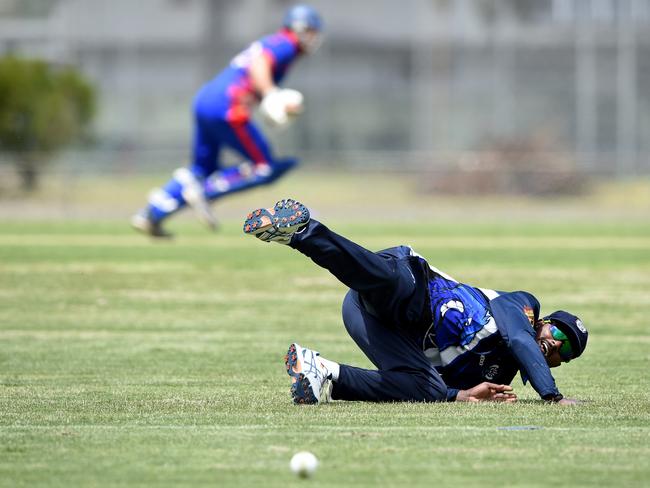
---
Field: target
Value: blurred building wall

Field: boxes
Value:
[1,0,649,176]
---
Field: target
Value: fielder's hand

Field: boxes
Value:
[456,382,517,403]
[557,397,580,405]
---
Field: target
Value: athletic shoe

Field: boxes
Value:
[182,185,218,231]
[243,198,309,244]
[174,168,218,231]
[130,212,173,238]
[285,343,332,405]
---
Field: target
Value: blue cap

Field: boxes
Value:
[283,4,323,32]
[543,310,588,359]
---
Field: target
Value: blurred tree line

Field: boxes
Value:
[0,56,96,191]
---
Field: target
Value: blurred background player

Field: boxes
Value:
[131,4,323,238]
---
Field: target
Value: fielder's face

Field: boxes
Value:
[535,320,570,368]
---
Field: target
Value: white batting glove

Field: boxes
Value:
[260,88,304,127]
[280,88,304,116]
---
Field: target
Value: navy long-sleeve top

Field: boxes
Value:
[419,263,561,400]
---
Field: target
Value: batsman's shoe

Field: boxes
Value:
[174,168,218,231]
[285,343,332,405]
[130,212,173,239]
[182,185,218,231]
[243,198,309,244]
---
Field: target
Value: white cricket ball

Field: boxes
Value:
[290,451,319,478]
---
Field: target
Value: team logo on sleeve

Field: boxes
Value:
[523,306,535,326]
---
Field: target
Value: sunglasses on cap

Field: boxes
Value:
[549,324,573,362]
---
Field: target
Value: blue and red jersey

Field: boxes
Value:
[194,29,302,123]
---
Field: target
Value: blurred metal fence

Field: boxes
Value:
[1,0,649,177]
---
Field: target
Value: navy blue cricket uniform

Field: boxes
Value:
[290,219,562,402]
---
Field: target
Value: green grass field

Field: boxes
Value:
[1,174,649,487]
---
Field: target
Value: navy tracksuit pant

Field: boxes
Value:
[289,220,450,402]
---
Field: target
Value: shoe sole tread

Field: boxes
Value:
[243,199,309,239]
[284,343,318,405]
